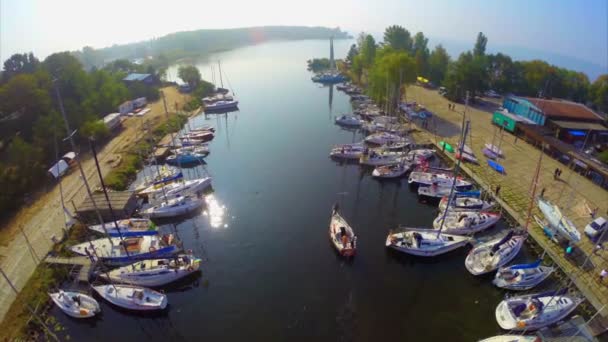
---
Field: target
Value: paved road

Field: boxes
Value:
[0,87,188,322]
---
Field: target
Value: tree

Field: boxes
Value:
[359,34,377,68]
[487,53,515,93]
[412,32,430,77]
[590,74,608,112]
[367,48,416,111]
[443,51,489,101]
[178,65,202,88]
[428,45,450,85]
[2,53,40,81]
[346,44,358,63]
[0,73,52,138]
[473,32,488,57]
[383,25,412,52]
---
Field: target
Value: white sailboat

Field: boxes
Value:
[537,198,581,243]
[372,162,413,179]
[49,290,100,318]
[141,177,212,203]
[432,211,501,235]
[465,231,526,275]
[329,144,365,160]
[88,218,157,237]
[364,132,403,145]
[329,204,357,257]
[100,254,202,287]
[495,290,582,331]
[359,151,404,166]
[493,260,554,291]
[385,228,471,256]
[335,115,363,127]
[408,172,473,190]
[141,195,204,218]
[93,284,168,311]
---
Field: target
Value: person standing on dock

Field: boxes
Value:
[554,168,559,180]
[540,188,546,198]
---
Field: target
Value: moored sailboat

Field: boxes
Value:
[329,204,357,257]
[465,231,526,275]
[93,284,168,311]
[493,260,554,291]
[100,254,202,287]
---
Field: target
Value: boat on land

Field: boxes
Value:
[70,234,180,265]
[364,132,403,145]
[335,115,363,127]
[485,143,504,157]
[372,162,413,179]
[493,260,554,291]
[408,172,473,190]
[329,144,365,160]
[438,196,493,212]
[433,211,501,235]
[386,228,471,257]
[141,195,204,218]
[465,231,526,275]
[458,142,474,155]
[93,284,168,311]
[49,290,100,318]
[99,254,202,287]
[488,159,506,174]
[537,198,581,243]
[456,151,479,164]
[439,141,454,153]
[88,218,158,237]
[329,204,357,257]
[495,290,582,331]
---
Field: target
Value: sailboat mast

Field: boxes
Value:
[329,36,335,71]
[218,61,224,88]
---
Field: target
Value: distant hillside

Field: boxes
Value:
[73,26,350,69]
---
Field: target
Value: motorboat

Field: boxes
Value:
[408,172,473,190]
[166,152,207,166]
[537,198,581,243]
[99,254,202,287]
[205,100,239,112]
[433,211,501,235]
[70,234,180,265]
[364,132,403,145]
[93,284,168,311]
[49,290,100,318]
[372,162,413,179]
[141,195,204,218]
[438,196,493,212]
[478,336,540,342]
[495,290,582,331]
[359,151,404,166]
[329,144,365,160]
[88,218,158,237]
[386,228,471,257]
[465,231,526,275]
[485,143,504,157]
[335,115,363,127]
[493,260,554,291]
[329,204,357,257]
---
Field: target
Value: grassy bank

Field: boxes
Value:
[104,113,189,190]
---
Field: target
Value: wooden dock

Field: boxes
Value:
[153,146,170,160]
[45,256,95,283]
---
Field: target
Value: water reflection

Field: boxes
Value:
[203,193,227,228]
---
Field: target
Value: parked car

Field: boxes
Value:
[484,90,501,98]
[438,87,447,96]
[584,217,607,239]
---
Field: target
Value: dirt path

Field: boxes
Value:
[0,87,190,322]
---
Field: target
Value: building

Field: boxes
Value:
[502,97,546,125]
[122,73,156,85]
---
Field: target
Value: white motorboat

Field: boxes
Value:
[364,132,403,145]
[495,290,582,331]
[141,195,204,218]
[329,204,357,257]
[438,196,493,212]
[49,290,100,318]
[93,284,168,311]
[465,231,526,275]
[478,336,540,342]
[100,254,202,287]
[537,198,581,243]
[386,228,471,257]
[335,115,363,127]
[408,172,473,190]
[493,260,554,291]
[329,144,365,160]
[70,234,180,265]
[372,162,413,179]
[359,151,404,166]
[88,218,158,237]
[433,211,501,235]
[485,143,504,157]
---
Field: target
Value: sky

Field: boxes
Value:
[1,0,607,77]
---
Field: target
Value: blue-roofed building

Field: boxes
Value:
[502,96,546,125]
[122,73,156,85]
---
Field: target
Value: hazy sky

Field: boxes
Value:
[1,0,606,70]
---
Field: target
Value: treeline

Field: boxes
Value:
[347,26,608,113]
[0,52,162,217]
[73,26,350,70]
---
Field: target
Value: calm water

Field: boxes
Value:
[55,40,542,341]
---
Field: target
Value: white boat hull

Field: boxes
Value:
[465,234,525,275]
[329,207,356,257]
[495,294,581,331]
[93,285,168,311]
[433,211,501,235]
[49,291,100,318]
[386,228,471,257]
[100,255,202,287]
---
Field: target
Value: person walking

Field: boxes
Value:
[600,269,607,282]
[495,185,501,197]
[540,188,546,198]
[554,168,559,180]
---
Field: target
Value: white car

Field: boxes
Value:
[584,217,607,239]
[485,90,500,98]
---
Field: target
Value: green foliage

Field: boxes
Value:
[589,74,608,112]
[413,32,430,76]
[2,53,40,81]
[346,44,358,63]
[428,45,450,85]
[80,119,110,140]
[360,34,377,68]
[104,154,142,191]
[383,25,412,52]
[367,47,416,109]
[178,65,202,88]
[443,51,489,101]
[599,150,608,164]
[184,79,216,111]
[307,58,331,72]
[473,32,488,56]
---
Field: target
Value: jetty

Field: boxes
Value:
[44,256,95,283]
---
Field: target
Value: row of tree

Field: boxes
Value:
[0,52,161,218]
[345,26,607,113]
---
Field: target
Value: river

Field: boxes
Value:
[54,39,545,341]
